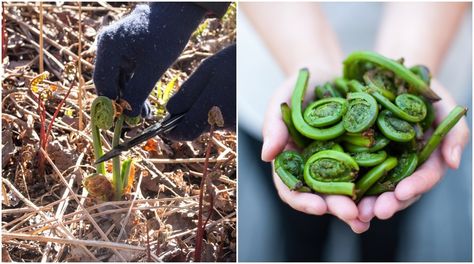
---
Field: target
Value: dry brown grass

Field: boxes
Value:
[2,2,236,262]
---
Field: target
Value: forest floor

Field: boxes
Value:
[2,2,236,262]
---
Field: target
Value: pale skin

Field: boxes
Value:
[242,2,470,233]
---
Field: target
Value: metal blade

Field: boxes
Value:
[95,148,123,164]
[94,113,185,164]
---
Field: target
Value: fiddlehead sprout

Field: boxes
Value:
[91,96,115,130]
[301,140,343,161]
[351,150,387,167]
[343,92,378,133]
[418,106,467,164]
[363,69,397,101]
[340,131,375,147]
[315,82,342,99]
[352,76,427,123]
[377,110,415,142]
[366,152,418,195]
[394,94,427,122]
[90,96,116,175]
[304,150,359,196]
[354,156,398,200]
[275,151,307,191]
[291,69,345,140]
[303,97,348,127]
[410,65,431,85]
[343,51,441,100]
[344,133,390,153]
[420,97,436,131]
[333,77,349,97]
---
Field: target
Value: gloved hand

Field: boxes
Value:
[93,3,207,117]
[165,44,236,141]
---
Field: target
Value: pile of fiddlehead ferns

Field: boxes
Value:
[276,51,467,201]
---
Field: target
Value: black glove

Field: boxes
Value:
[165,44,236,141]
[93,3,207,117]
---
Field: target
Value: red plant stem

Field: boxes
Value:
[45,83,74,143]
[194,124,215,262]
[2,3,7,60]
[36,83,74,177]
[203,191,214,230]
[37,93,46,176]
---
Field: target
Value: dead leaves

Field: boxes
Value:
[3,2,235,262]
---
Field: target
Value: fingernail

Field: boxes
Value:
[451,145,462,168]
[261,140,269,161]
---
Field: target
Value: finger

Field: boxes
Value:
[373,192,403,220]
[441,117,469,169]
[346,219,371,234]
[374,192,421,220]
[93,32,123,99]
[273,171,327,215]
[357,196,376,222]
[395,149,446,201]
[261,78,296,162]
[325,195,359,222]
[430,80,470,169]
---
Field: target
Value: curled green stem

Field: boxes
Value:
[303,97,348,127]
[410,65,431,85]
[366,152,418,195]
[304,150,358,196]
[291,68,345,140]
[377,110,415,142]
[301,141,343,161]
[418,106,467,164]
[350,79,427,122]
[355,156,398,201]
[341,132,375,147]
[274,151,306,191]
[281,103,309,148]
[351,151,387,167]
[344,133,390,153]
[91,96,115,175]
[333,77,349,96]
[315,82,342,99]
[363,70,396,101]
[343,51,440,100]
[343,92,378,133]
[420,97,436,131]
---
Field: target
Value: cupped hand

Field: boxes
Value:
[261,68,370,234]
[358,79,470,222]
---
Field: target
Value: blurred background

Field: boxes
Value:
[238,2,472,261]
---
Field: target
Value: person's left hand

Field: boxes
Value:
[357,80,470,223]
[165,44,236,141]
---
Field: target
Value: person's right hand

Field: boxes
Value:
[261,68,371,234]
[93,3,206,117]
[165,44,236,141]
